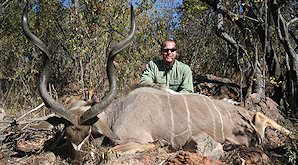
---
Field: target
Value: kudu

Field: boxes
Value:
[22,4,291,162]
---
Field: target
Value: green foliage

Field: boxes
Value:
[286,146,297,165]
[0,0,170,114]
[2,0,297,119]
[176,0,233,76]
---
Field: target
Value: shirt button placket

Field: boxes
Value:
[166,70,170,88]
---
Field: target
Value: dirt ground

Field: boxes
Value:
[0,93,297,165]
[0,115,297,165]
[0,127,224,165]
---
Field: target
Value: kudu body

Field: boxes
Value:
[97,87,290,149]
[22,4,290,162]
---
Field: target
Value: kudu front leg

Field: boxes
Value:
[253,112,291,141]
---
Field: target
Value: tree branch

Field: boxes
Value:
[16,103,45,122]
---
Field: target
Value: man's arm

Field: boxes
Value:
[179,65,194,93]
[140,61,155,85]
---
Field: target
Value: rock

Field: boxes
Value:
[184,132,224,160]
[246,93,284,121]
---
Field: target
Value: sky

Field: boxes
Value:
[60,0,183,35]
[61,0,183,10]
[129,0,183,30]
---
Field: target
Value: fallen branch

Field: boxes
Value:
[0,103,45,132]
[16,103,45,122]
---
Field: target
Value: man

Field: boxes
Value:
[140,40,194,93]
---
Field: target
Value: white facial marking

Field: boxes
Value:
[71,128,92,151]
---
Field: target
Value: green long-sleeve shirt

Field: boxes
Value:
[140,60,194,93]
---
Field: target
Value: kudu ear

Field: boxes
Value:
[22,2,75,126]
[46,116,73,127]
[79,4,136,125]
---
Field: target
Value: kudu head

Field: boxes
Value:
[22,3,135,162]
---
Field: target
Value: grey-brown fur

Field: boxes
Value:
[98,87,261,148]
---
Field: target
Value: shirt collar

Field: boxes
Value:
[165,60,176,70]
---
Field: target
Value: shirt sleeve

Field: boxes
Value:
[140,61,155,85]
[179,65,194,93]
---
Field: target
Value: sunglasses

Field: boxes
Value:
[163,48,177,52]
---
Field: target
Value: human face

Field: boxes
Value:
[161,41,177,65]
